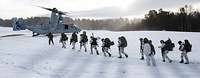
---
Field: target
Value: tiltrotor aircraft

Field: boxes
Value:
[12,6,81,37]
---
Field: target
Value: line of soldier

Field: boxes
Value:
[46,31,128,58]
[139,37,192,66]
[47,32,192,66]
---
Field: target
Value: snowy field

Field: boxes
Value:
[0,27,200,78]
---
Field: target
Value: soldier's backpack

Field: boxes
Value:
[169,43,175,51]
[62,34,68,41]
[70,33,78,43]
[81,34,88,43]
[164,39,175,51]
[104,38,114,48]
[91,37,98,45]
[64,36,68,41]
[149,43,156,55]
[119,36,127,47]
[185,42,192,52]
[110,41,114,46]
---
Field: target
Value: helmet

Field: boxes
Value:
[83,31,86,34]
[143,38,149,43]
[178,41,182,45]
[160,40,164,43]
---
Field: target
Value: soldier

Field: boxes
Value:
[178,40,192,64]
[46,32,54,45]
[70,32,78,49]
[60,33,68,48]
[143,38,156,66]
[79,31,88,52]
[149,40,156,56]
[118,36,128,58]
[158,40,166,62]
[101,38,114,57]
[158,39,173,63]
[90,35,99,55]
[139,38,145,60]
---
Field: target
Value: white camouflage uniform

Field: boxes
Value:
[143,43,156,66]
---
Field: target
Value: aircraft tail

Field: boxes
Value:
[12,18,26,31]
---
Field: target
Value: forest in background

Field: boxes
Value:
[0,5,200,32]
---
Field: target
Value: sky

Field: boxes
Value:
[0,0,200,19]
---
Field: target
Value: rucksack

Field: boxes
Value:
[149,43,156,55]
[62,34,68,41]
[119,36,127,47]
[104,38,110,47]
[70,34,78,42]
[104,38,114,48]
[164,40,175,51]
[81,34,88,43]
[169,43,175,51]
[110,41,114,46]
[185,43,192,52]
[91,37,98,45]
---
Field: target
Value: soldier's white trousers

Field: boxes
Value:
[61,41,66,48]
[91,45,99,54]
[72,42,76,49]
[163,50,172,62]
[181,51,189,63]
[145,55,156,66]
[102,47,110,56]
[80,42,87,52]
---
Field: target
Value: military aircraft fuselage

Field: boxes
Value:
[12,6,82,36]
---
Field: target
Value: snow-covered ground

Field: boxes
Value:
[0,27,200,78]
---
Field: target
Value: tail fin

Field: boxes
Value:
[12,18,26,31]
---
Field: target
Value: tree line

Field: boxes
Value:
[141,5,200,32]
[0,5,200,32]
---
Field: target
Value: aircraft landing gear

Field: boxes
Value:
[32,32,40,37]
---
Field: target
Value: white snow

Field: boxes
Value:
[0,27,200,78]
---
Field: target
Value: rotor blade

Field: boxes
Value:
[38,6,63,14]
[35,5,53,12]
[63,12,70,14]
[63,14,70,17]
[58,11,66,15]
[33,5,70,15]
[58,11,71,15]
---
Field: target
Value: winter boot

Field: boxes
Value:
[97,52,99,55]
[140,56,144,60]
[118,56,122,58]
[185,55,189,64]
[169,60,173,63]
[179,59,184,63]
[162,60,165,62]
[184,62,189,64]
[125,54,128,58]
[108,53,112,57]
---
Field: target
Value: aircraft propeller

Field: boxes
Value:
[35,6,69,15]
